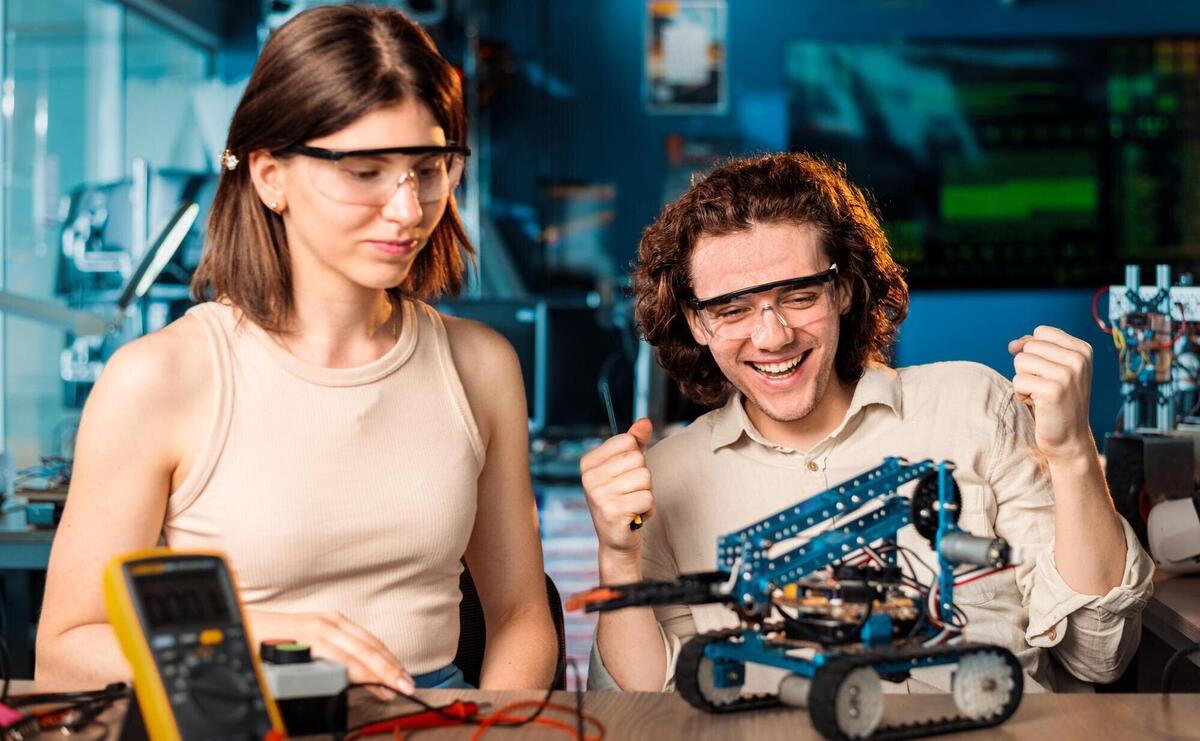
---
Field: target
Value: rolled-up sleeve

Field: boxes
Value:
[988,393,1155,684]
[1025,515,1154,682]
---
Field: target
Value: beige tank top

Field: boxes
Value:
[163,299,484,675]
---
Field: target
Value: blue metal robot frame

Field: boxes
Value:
[704,457,975,688]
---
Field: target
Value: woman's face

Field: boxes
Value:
[260,99,454,296]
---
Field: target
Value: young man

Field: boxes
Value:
[582,153,1152,694]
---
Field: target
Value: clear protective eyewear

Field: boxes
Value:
[286,143,470,206]
[687,264,839,340]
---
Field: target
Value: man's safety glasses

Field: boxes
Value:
[687,264,839,340]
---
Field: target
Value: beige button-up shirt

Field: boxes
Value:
[591,362,1154,693]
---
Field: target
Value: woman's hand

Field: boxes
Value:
[246,610,415,700]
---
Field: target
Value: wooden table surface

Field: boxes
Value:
[1147,574,1200,644]
[8,682,1198,740]
[349,688,1197,740]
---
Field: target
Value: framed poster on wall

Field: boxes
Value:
[644,0,727,114]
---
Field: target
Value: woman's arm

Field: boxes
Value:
[447,316,558,689]
[38,317,418,698]
[36,323,201,689]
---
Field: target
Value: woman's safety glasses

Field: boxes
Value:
[285,143,470,206]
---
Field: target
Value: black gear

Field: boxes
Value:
[910,472,962,544]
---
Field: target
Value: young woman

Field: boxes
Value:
[36,5,556,695]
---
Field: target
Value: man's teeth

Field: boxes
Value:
[752,355,803,374]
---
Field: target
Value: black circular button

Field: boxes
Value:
[272,642,313,664]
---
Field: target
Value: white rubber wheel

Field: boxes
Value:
[953,650,1018,720]
[697,657,742,706]
[778,673,812,708]
[833,666,884,738]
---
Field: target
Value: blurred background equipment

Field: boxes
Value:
[1104,433,1195,549]
[1097,264,1199,555]
[439,297,637,442]
[1148,495,1200,574]
[1102,264,1200,431]
[52,164,215,400]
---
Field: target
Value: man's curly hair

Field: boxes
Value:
[634,152,909,407]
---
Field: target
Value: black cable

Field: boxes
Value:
[0,641,10,704]
[875,544,974,634]
[597,351,621,436]
[1161,639,1200,693]
[1175,357,1200,383]
[568,657,584,741]
[0,685,128,739]
[5,683,129,708]
[0,579,9,702]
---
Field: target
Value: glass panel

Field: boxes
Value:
[0,0,213,473]
[2,0,118,468]
[124,8,210,170]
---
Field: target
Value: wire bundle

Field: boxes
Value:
[0,683,130,740]
[835,543,1014,646]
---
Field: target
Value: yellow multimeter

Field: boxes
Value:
[103,548,285,741]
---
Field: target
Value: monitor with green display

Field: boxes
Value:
[786,37,1200,288]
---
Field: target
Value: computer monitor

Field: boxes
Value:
[437,299,539,420]
[536,301,634,438]
[786,37,1200,288]
[437,299,635,438]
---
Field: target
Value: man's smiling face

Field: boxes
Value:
[685,221,849,430]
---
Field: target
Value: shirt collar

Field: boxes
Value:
[708,362,903,452]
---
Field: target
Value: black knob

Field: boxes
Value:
[187,664,254,723]
[259,638,296,664]
[271,642,313,664]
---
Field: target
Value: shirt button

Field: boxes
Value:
[1045,627,1057,641]
[806,460,819,472]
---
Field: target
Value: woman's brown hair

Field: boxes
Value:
[634,152,909,407]
[192,4,472,331]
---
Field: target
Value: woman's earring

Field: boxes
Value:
[269,201,279,211]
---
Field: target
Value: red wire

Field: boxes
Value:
[1091,285,1111,334]
[343,701,479,739]
[1141,302,1188,350]
[469,700,605,741]
[926,564,1017,628]
[955,564,1015,588]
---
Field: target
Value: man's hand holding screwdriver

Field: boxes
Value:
[580,418,655,582]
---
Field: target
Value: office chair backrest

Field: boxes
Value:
[454,565,567,689]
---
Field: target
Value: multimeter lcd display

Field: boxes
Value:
[134,570,234,629]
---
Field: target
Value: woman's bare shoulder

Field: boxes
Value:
[439,311,518,369]
[95,312,213,412]
[438,311,526,435]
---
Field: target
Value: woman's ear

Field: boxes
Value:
[248,150,288,213]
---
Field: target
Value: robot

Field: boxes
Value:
[1102,263,1199,431]
[569,458,1025,740]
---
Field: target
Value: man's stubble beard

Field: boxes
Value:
[739,356,832,425]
